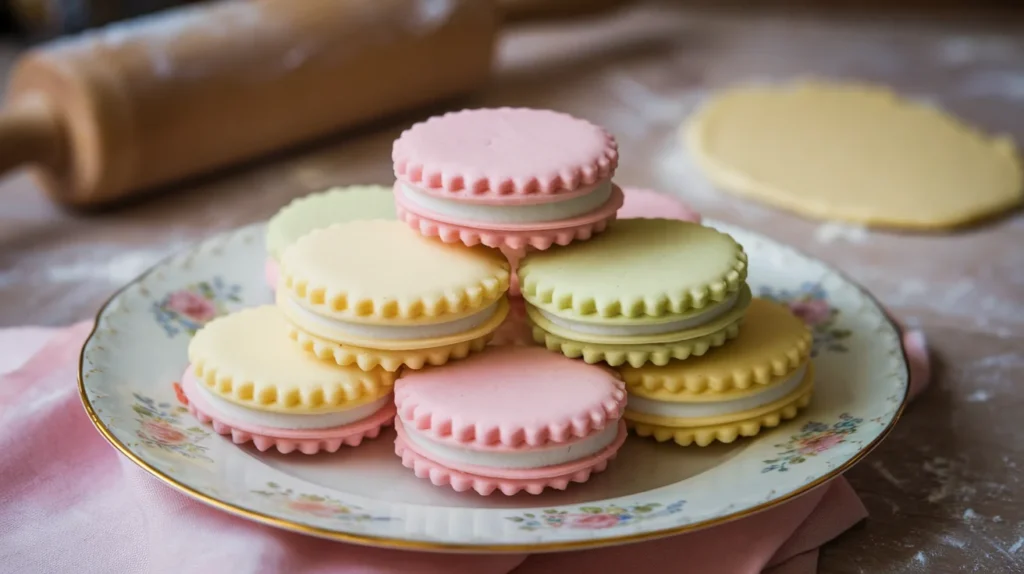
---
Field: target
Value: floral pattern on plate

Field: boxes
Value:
[132,393,214,463]
[506,500,686,531]
[759,282,852,356]
[252,483,395,522]
[151,278,243,337]
[761,414,865,473]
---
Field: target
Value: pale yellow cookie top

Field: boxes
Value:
[519,218,746,319]
[187,306,395,413]
[266,186,397,261]
[686,82,1023,229]
[619,298,812,399]
[280,220,510,323]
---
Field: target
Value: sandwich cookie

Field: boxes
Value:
[392,108,624,251]
[279,220,510,372]
[393,346,628,495]
[619,298,814,446]
[184,306,396,454]
[265,185,397,288]
[521,218,750,367]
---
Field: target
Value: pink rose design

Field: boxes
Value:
[166,291,217,322]
[287,500,338,518]
[568,514,621,529]
[788,299,831,326]
[143,421,187,445]
[172,382,189,406]
[798,433,843,455]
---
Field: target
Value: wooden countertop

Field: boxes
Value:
[2,3,1023,572]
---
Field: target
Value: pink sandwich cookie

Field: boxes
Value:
[619,186,702,223]
[393,346,628,495]
[184,306,397,454]
[392,108,625,251]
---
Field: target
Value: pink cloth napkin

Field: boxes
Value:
[0,190,932,573]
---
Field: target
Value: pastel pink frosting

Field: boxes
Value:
[394,346,626,449]
[395,421,626,495]
[618,187,702,223]
[393,108,618,201]
[394,189,621,251]
[394,183,623,231]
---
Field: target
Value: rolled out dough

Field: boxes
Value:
[685,82,1023,229]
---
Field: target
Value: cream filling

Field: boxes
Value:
[401,421,620,470]
[536,290,740,337]
[627,364,808,419]
[401,181,613,224]
[196,384,391,430]
[285,295,498,341]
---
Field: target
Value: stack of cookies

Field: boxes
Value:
[517,217,814,447]
[617,298,813,446]
[181,106,815,495]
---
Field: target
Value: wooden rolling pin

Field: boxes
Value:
[0,0,632,208]
[1,0,501,207]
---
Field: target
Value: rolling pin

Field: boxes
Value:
[0,0,633,209]
[0,0,500,207]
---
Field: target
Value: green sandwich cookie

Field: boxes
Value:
[520,218,750,367]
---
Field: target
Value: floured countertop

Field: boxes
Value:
[2,2,1023,571]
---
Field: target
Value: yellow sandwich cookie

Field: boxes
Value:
[266,185,397,262]
[187,306,395,413]
[520,219,748,366]
[289,326,492,372]
[627,371,813,447]
[279,220,510,370]
[624,360,815,446]
[619,298,812,397]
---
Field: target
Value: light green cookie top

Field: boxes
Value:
[520,219,747,320]
[266,186,397,260]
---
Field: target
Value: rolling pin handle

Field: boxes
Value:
[0,95,63,179]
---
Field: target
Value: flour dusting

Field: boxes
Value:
[914,551,927,565]
[1009,538,1024,554]
[66,2,294,79]
[654,141,721,203]
[871,461,904,490]
[405,0,458,34]
[44,246,182,285]
[964,508,980,520]
[956,353,1024,393]
[813,222,869,244]
[959,71,1024,101]
[607,74,704,127]
[937,36,1017,65]
[923,457,963,504]
[942,535,967,549]
[967,389,994,403]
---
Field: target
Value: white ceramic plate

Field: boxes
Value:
[79,220,909,552]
